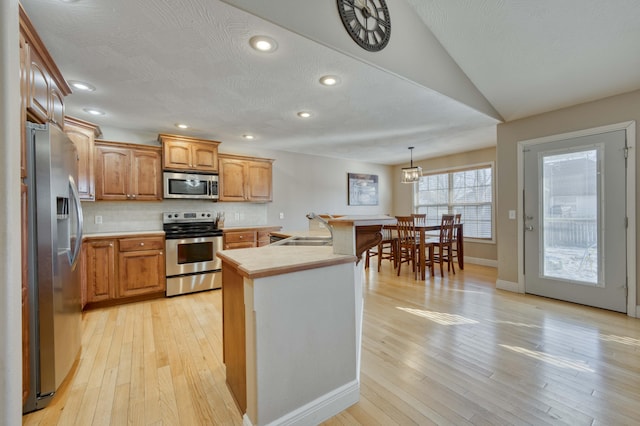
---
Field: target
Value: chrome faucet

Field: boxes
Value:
[306,212,334,240]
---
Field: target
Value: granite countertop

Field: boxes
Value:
[217,245,356,279]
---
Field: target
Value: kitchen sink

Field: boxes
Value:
[271,236,332,246]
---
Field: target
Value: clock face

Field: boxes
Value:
[337,0,391,52]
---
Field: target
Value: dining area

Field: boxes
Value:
[366,214,464,281]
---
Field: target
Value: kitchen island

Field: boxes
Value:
[217,215,394,426]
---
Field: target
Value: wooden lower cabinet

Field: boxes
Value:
[223,227,281,250]
[118,237,165,298]
[84,239,116,303]
[83,234,165,308]
[21,183,29,404]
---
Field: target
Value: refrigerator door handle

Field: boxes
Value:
[69,176,83,269]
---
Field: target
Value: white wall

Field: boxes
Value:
[1,0,23,423]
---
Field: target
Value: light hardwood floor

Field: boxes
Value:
[23,263,640,425]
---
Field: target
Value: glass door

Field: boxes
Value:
[523,130,627,312]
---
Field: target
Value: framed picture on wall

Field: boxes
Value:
[348,173,379,206]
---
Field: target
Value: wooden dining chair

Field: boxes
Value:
[365,226,398,271]
[411,213,426,226]
[451,213,462,265]
[427,214,456,277]
[395,216,419,278]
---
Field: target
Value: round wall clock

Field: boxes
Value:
[337,0,391,52]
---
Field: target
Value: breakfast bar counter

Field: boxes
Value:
[217,215,394,426]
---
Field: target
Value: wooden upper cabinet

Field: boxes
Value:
[64,117,102,201]
[20,33,28,178]
[20,4,70,129]
[26,47,49,124]
[246,160,273,202]
[158,134,220,172]
[95,141,162,201]
[219,157,247,202]
[130,149,162,200]
[219,154,274,202]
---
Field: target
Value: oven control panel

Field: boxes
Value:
[163,211,215,223]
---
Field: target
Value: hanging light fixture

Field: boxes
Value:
[401,147,422,183]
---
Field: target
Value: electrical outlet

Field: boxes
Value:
[508,210,516,220]
[95,215,103,224]
[279,212,284,219]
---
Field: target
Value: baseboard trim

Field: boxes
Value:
[496,279,522,293]
[464,257,497,268]
[243,380,360,426]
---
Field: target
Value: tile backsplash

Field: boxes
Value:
[81,200,267,234]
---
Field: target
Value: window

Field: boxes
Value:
[415,164,493,240]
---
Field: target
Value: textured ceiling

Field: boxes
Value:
[19,0,640,165]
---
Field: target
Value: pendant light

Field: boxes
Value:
[401,147,422,183]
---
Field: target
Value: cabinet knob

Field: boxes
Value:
[109,243,113,247]
[239,235,244,239]
[140,242,145,246]
[132,194,136,199]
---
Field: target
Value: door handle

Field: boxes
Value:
[525,225,534,231]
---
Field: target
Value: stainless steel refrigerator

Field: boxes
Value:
[23,122,84,413]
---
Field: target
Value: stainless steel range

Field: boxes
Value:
[163,211,223,297]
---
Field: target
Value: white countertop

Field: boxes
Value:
[83,230,165,239]
[217,245,356,279]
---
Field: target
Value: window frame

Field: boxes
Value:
[413,161,496,244]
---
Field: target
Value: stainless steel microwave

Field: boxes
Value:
[163,172,219,200]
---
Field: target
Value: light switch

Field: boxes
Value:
[95,215,103,224]
[508,210,516,220]
[279,212,284,219]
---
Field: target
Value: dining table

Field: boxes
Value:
[385,222,464,280]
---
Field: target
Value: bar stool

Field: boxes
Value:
[366,226,398,271]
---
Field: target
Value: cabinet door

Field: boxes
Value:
[85,239,116,303]
[247,161,272,202]
[163,141,192,171]
[95,146,130,200]
[192,142,218,172]
[49,81,65,130]
[117,250,165,298]
[27,47,49,123]
[257,231,271,247]
[130,149,162,200]
[20,34,28,179]
[219,158,247,201]
[66,126,95,200]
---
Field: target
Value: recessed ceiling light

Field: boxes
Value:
[175,123,189,129]
[83,108,104,116]
[319,75,340,86]
[68,80,95,92]
[297,111,312,118]
[243,134,255,140]
[249,36,278,53]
